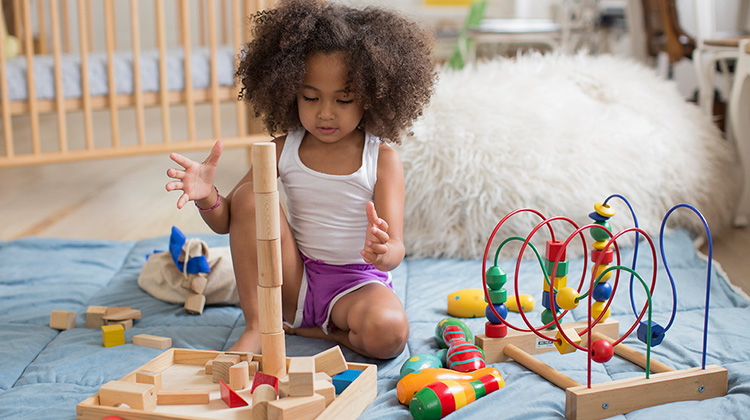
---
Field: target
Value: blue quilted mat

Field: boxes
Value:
[0,229,748,419]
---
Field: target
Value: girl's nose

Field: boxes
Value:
[318,101,334,120]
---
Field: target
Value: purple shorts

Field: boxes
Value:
[285,253,392,333]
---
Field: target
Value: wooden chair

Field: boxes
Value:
[728,39,750,226]
[638,0,695,75]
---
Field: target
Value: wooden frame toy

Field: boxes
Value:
[478,197,728,420]
[77,142,378,420]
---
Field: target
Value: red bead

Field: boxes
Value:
[590,339,614,363]
[546,240,566,261]
[591,248,614,264]
[485,321,507,338]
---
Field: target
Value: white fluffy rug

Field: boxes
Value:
[398,52,739,260]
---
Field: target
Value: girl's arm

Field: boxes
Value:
[362,144,405,272]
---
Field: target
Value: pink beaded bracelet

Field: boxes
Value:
[195,186,221,212]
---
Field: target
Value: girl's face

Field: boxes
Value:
[297,51,364,145]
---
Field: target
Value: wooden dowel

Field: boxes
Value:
[37,0,47,54]
[104,0,120,148]
[130,0,145,145]
[77,0,93,150]
[591,333,675,374]
[0,5,13,157]
[13,0,22,54]
[503,344,582,390]
[233,0,246,137]
[22,0,40,155]
[62,0,70,53]
[258,284,283,334]
[50,0,68,154]
[181,1,196,141]
[155,0,171,144]
[86,0,93,52]
[208,0,220,139]
[221,0,228,45]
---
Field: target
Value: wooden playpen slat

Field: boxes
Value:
[37,0,47,54]
[104,0,120,148]
[208,0,221,139]
[234,0,246,137]
[131,0,146,146]
[62,0,71,53]
[77,0,94,151]
[22,0,40,155]
[13,0,22,54]
[0,5,13,157]
[86,0,94,52]
[155,0,171,144]
[181,2,197,142]
[50,0,69,154]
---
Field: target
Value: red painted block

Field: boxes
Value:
[250,371,279,395]
[219,380,249,408]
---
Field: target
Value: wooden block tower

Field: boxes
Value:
[253,142,287,378]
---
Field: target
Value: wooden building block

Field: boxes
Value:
[225,351,254,362]
[103,308,141,322]
[86,306,108,329]
[251,371,279,394]
[133,334,172,350]
[332,370,362,394]
[184,293,206,315]
[98,381,156,412]
[258,285,284,334]
[288,357,315,397]
[229,361,250,390]
[219,379,249,408]
[249,360,260,377]
[314,380,336,407]
[106,319,133,330]
[260,331,287,378]
[252,383,278,420]
[135,371,162,391]
[313,346,347,377]
[204,359,213,375]
[189,275,208,294]
[212,353,241,384]
[267,393,325,420]
[315,372,332,383]
[50,310,76,330]
[101,324,125,347]
[257,239,283,287]
[157,389,210,405]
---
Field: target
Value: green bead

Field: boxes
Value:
[485,288,507,304]
[541,308,563,329]
[485,266,507,290]
[544,259,568,277]
[590,220,612,242]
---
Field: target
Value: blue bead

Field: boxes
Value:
[637,321,666,347]
[592,282,612,302]
[542,291,552,310]
[588,211,610,222]
[485,303,508,324]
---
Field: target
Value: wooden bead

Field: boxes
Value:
[591,240,611,251]
[591,264,613,282]
[591,301,611,322]
[592,281,613,302]
[594,202,615,218]
[485,266,506,290]
[555,287,579,310]
[485,303,507,324]
[637,321,666,347]
[543,275,567,292]
[590,220,612,242]
[588,211,609,222]
[554,328,581,355]
[486,288,507,304]
[544,259,568,277]
[591,248,614,264]
[541,308,562,329]
[590,338,614,363]
[484,321,507,338]
[546,239,567,262]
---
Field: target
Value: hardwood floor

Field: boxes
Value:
[2,151,749,297]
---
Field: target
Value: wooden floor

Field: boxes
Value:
[2,150,749,297]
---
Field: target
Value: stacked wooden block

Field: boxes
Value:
[253,143,287,378]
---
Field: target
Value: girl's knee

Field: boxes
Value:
[360,309,409,359]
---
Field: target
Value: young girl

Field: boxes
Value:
[165,0,435,359]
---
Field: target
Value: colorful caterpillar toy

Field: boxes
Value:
[409,369,505,420]
[435,318,486,372]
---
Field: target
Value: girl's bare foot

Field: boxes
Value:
[227,329,262,353]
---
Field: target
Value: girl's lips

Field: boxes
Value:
[318,127,337,135]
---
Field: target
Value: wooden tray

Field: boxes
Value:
[76,348,377,420]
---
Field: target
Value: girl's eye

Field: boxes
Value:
[338,99,353,104]
[302,96,318,102]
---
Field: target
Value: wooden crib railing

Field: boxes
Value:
[0,0,274,167]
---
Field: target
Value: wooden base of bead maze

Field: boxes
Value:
[494,331,728,420]
[476,318,620,363]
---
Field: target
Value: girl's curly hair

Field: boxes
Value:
[236,0,436,143]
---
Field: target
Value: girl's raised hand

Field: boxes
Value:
[166,140,224,209]
[361,201,390,266]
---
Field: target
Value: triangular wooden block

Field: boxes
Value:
[219,380,249,408]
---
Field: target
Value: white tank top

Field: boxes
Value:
[278,127,383,265]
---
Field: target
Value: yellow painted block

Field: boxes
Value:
[543,276,567,292]
[554,328,581,355]
[102,324,125,347]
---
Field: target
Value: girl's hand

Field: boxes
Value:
[165,141,224,209]
[361,201,390,266]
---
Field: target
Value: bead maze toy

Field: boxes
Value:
[477,195,728,420]
[77,143,378,420]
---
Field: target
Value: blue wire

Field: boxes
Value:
[603,194,643,317]
[660,204,713,370]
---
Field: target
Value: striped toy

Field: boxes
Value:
[409,369,505,420]
[396,367,501,405]
[435,318,486,373]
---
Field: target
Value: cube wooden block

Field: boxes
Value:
[212,353,241,384]
[314,380,336,407]
[133,334,172,350]
[267,393,325,420]
[189,275,208,294]
[86,306,108,329]
[332,369,362,394]
[184,293,206,315]
[98,381,156,412]
[50,310,76,330]
[288,357,315,397]
[106,319,133,330]
[204,359,213,375]
[135,371,162,392]
[157,389,210,405]
[229,361,250,390]
[101,324,125,347]
[554,328,582,355]
[313,346,347,377]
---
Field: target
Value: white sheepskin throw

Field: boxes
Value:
[399,52,739,260]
